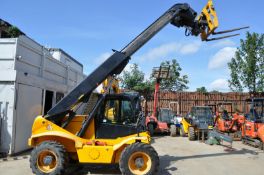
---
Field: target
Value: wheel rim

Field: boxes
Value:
[128,151,152,175]
[37,149,58,173]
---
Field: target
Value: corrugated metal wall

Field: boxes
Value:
[143,92,250,116]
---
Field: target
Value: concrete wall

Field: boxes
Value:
[49,49,83,74]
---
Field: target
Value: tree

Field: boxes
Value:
[120,64,154,95]
[228,32,264,92]
[159,59,189,91]
[6,26,21,38]
[196,86,208,93]
[120,59,189,94]
[121,64,144,89]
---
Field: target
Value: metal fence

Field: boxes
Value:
[143,92,250,116]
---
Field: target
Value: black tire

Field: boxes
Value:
[170,125,177,137]
[30,141,68,175]
[188,127,196,141]
[148,123,155,136]
[119,142,159,175]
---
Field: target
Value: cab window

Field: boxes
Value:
[104,99,119,123]
[121,100,134,124]
[101,98,135,125]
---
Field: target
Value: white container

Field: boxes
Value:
[0,35,84,154]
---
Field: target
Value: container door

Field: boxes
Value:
[0,82,15,154]
[13,83,42,153]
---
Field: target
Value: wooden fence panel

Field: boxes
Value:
[143,92,250,116]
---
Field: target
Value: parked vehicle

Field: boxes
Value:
[181,106,214,141]
[28,0,247,174]
[242,98,264,150]
[146,66,172,135]
[213,102,245,140]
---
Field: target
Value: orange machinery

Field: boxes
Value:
[212,102,245,139]
[241,98,264,150]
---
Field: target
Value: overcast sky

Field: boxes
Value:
[2,0,263,91]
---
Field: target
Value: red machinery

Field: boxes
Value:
[241,98,264,149]
[146,66,171,135]
[212,102,245,139]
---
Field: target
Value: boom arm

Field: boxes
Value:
[46,3,202,120]
[46,1,246,120]
[121,3,201,57]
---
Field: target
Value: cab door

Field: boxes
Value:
[95,97,138,139]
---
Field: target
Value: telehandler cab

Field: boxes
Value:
[28,1,248,174]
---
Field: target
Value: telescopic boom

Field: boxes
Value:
[46,1,247,120]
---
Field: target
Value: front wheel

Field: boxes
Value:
[188,127,196,141]
[148,124,155,136]
[30,141,68,175]
[119,142,159,175]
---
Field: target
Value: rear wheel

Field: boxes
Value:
[148,124,155,136]
[188,127,196,141]
[170,125,177,137]
[30,141,68,175]
[119,142,159,175]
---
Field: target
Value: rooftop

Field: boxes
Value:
[48,48,83,68]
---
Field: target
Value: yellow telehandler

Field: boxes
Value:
[28,1,248,174]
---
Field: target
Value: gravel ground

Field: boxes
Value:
[0,136,263,175]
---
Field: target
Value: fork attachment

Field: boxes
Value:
[205,26,250,41]
[198,0,249,41]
